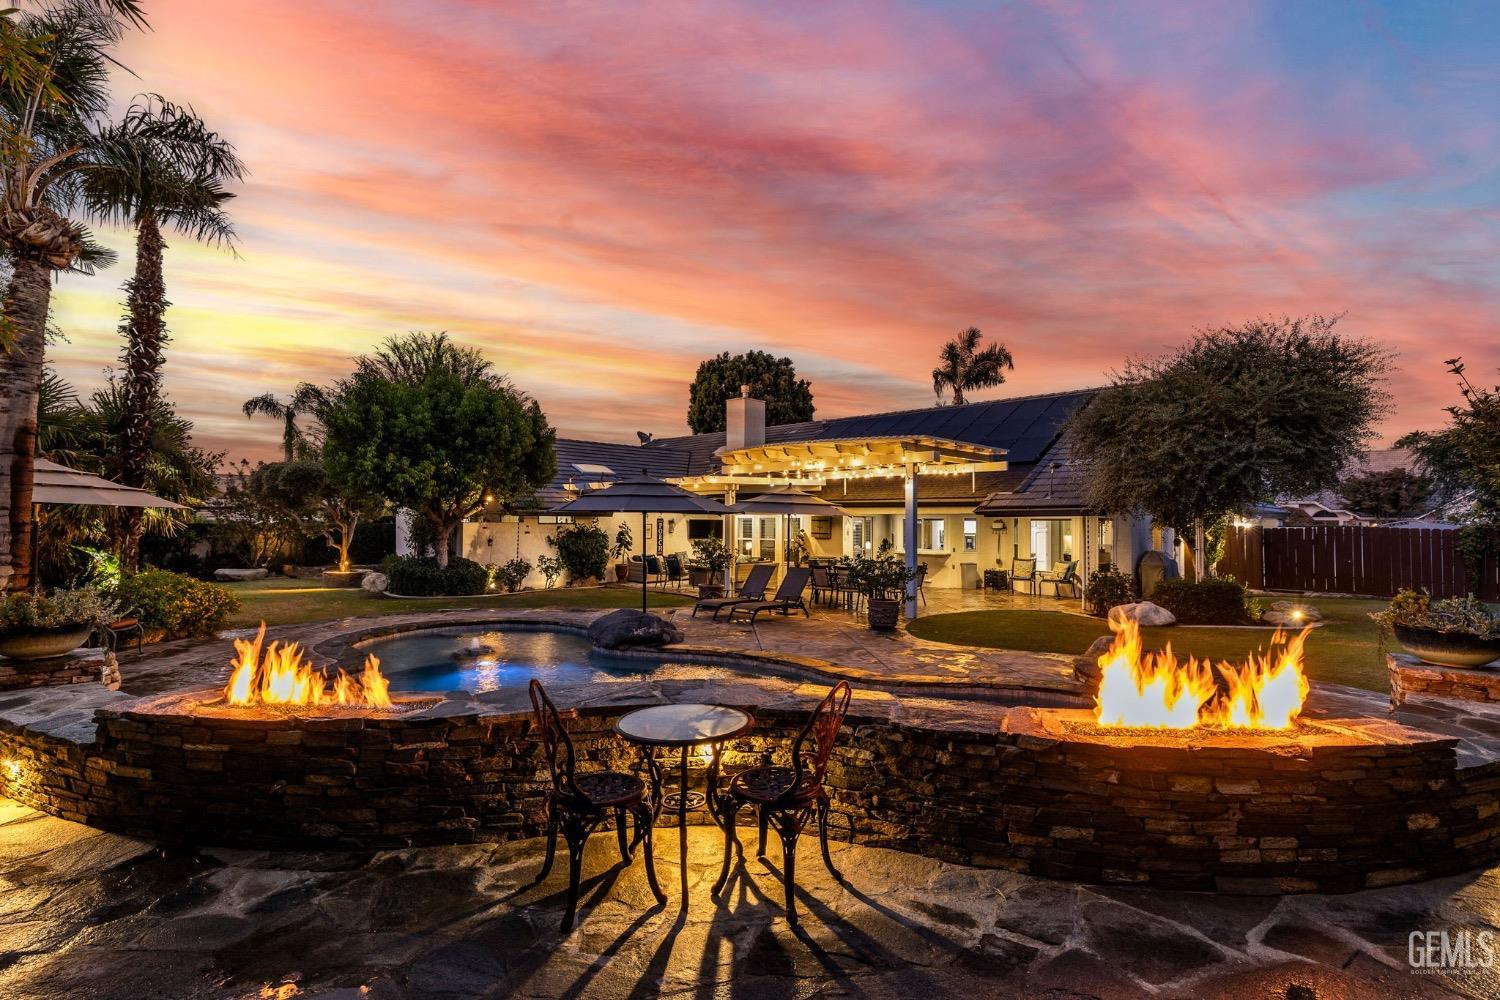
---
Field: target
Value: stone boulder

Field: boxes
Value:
[588,609,684,651]
[1072,634,1116,686]
[214,568,268,582]
[1107,601,1176,628]
[1263,601,1322,627]
[361,572,389,594]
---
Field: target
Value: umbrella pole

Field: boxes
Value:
[641,510,648,614]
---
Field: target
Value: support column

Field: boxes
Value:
[903,464,919,619]
[724,486,737,592]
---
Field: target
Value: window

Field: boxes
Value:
[917,517,946,551]
[758,516,778,562]
[736,516,755,558]
[963,518,978,552]
[537,515,574,524]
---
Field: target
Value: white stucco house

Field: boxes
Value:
[401,387,1169,606]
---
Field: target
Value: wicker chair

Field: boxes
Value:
[529,680,665,931]
[711,681,853,922]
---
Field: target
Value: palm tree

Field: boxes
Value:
[932,327,1015,406]
[243,384,326,462]
[83,94,242,569]
[0,1,147,590]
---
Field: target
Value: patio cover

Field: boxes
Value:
[33,459,187,509]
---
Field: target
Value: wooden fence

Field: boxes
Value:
[1220,525,1499,600]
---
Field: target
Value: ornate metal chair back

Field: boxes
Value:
[790,681,852,793]
[529,679,582,802]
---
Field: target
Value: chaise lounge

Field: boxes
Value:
[692,563,774,619]
[727,567,812,623]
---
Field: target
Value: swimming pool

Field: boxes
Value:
[362,627,746,694]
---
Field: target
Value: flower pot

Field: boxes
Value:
[614,564,629,583]
[688,567,715,588]
[697,584,725,600]
[1394,624,1500,668]
[0,625,93,661]
[867,597,901,631]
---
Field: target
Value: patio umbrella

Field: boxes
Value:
[33,459,187,509]
[730,487,849,568]
[550,472,733,612]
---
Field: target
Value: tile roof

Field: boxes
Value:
[525,388,1097,512]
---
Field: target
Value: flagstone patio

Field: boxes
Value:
[0,796,1493,999]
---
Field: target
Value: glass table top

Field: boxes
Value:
[615,703,752,745]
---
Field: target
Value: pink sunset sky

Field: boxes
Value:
[45,0,1500,462]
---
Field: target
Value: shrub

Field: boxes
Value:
[1149,578,1251,625]
[114,571,238,637]
[688,537,732,576]
[549,523,609,583]
[498,557,532,593]
[386,556,489,597]
[536,554,563,589]
[1085,567,1136,617]
[1370,589,1500,638]
[0,587,120,631]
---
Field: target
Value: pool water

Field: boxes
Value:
[363,627,744,694]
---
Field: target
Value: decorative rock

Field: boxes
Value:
[1108,601,1176,628]
[1072,635,1115,684]
[361,572,389,593]
[100,653,121,691]
[213,568,268,582]
[587,609,684,650]
[1263,601,1321,627]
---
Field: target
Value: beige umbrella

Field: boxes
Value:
[33,459,188,509]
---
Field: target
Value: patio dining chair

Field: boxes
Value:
[692,562,774,619]
[726,567,812,623]
[1009,557,1039,596]
[528,679,665,932]
[1038,559,1079,599]
[643,554,666,587]
[99,606,145,657]
[663,553,688,590]
[711,681,853,923]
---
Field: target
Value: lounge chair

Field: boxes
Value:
[1038,559,1079,598]
[727,567,813,623]
[693,563,774,619]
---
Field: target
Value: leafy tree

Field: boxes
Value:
[247,460,385,572]
[1337,467,1433,518]
[0,2,156,590]
[84,94,243,570]
[321,332,556,567]
[1069,316,1389,576]
[932,327,1014,405]
[686,350,814,434]
[1398,358,1500,591]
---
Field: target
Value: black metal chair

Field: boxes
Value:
[99,607,145,657]
[663,553,688,589]
[711,681,853,923]
[529,679,665,932]
[1009,556,1039,596]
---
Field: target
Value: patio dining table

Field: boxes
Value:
[615,703,754,896]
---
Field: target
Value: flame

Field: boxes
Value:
[224,623,393,709]
[1095,619,1310,729]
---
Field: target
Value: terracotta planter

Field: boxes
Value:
[0,625,93,661]
[614,564,629,583]
[1394,625,1500,668]
[867,597,901,631]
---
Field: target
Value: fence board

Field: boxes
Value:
[1223,524,1491,599]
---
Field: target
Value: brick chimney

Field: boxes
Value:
[725,384,765,451]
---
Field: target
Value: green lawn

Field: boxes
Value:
[907,597,1392,692]
[224,578,693,628]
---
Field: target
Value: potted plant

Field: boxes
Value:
[0,588,120,660]
[1371,589,1500,668]
[847,554,919,631]
[688,537,732,598]
[611,523,634,582]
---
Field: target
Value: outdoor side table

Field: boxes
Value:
[615,703,754,892]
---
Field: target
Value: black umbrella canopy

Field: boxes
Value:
[550,473,733,612]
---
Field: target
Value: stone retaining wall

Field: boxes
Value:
[1389,653,1500,708]
[0,652,101,692]
[2,697,1498,895]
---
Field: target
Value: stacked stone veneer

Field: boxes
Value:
[1,696,1498,895]
[0,652,100,692]
[1389,653,1500,708]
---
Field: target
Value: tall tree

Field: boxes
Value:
[84,94,242,570]
[1337,467,1434,518]
[0,1,148,590]
[932,327,1014,405]
[1069,316,1389,577]
[686,350,814,434]
[243,385,322,463]
[321,332,556,567]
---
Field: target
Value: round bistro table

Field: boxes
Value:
[615,703,754,896]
